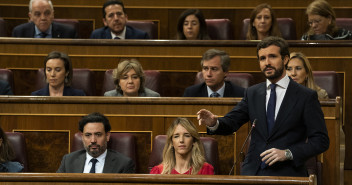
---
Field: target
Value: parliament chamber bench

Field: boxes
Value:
[0,96,343,185]
[1,0,352,39]
[0,173,317,185]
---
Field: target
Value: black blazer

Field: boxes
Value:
[183,81,245,97]
[90,25,149,39]
[12,22,77,38]
[0,80,13,95]
[56,149,135,173]
[31,85,85,96]
[209,79,329,176]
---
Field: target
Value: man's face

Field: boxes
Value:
[29,0,54,32]
[82,122,110,158]
[103,4,128,35]
[258,45,288,83]
[202,56,228,92]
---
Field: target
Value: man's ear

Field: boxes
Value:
[28,12,33,21]
[106,132,111,142]
[284,55,289,65]
[103,18,107,26]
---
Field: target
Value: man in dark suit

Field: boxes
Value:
[57,112,135,173]
[90,0,149,39]
[12,0,77,38]
[183,49,244,97]
[197,36,329,177]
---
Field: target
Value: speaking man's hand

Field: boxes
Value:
[197,109,218,127]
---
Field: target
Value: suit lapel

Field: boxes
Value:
[269,80,298,138]
[102,150,115,173]
[254,83,269,138]
[201,83,209,97]
[74,152,86,173]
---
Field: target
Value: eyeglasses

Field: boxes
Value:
[308,19,322,26]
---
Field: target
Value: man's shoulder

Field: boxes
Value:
[224,81,245,97]
[126,25,149,39]
[14,22,33,30]
[90,27,109,38]
[107,149,132,161]
[183,83,207,97]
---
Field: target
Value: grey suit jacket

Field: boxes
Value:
[209,79,329,176]
[104,87,160,97]
[56,149,135,173]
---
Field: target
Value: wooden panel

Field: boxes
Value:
[0,96,342,184]
[13,130,70,173]
[0,173,316,185]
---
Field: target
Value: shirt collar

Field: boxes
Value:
[86,149,107,164]
[207,82,226,97]
[266,74,290,89]
[34,24,52,38]
[111,26,126,39]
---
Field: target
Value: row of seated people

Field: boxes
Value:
[2,113,322,184]
[0,50,340,99]
[0,0,351,40]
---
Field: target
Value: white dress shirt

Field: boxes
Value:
[83,149,107,173]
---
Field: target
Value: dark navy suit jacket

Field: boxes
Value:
[90,25,149,39]
[0,80,13,95]
[12,22,77,38]
[183,81,245,97]
[31,85,85,96]
[209,79,329,176]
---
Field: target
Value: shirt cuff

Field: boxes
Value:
[207,119,219,131]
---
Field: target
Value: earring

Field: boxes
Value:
[64,76,68,84]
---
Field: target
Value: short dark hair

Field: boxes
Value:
[0,127,15,162]
[78,112,111,133]
[256,36,289,60]
[176,9,210,40]
[103,0,126,18]
[201,49,230,72]
[44,51,73,86]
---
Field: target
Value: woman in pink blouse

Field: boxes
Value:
[150,117,214,175]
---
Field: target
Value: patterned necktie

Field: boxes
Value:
[210,92,220,97]
[39,32,47,38]
[89,158,98,173]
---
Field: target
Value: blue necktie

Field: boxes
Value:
[210,92,220,97]
[89,158,98,173]
[261,83,277,169]
[267,83,277,134]
[39,32,47,38]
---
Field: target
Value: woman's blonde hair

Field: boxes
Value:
[306,0,338,36]
[246,3,281,40]
[161,117,206,174]
[113,58,145,95]
[287,52,322,92]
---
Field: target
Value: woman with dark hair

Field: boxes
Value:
[150,117,214,175]
[246,3,281,40]
[104,58,160,97]
[0,127,23,172]
[31,51,85,96]
[302,0,352,40]
[176,9,210,40]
